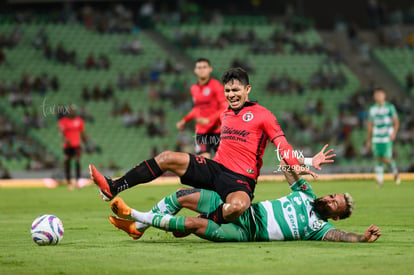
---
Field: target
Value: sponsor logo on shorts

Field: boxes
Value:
[246,169,254,174]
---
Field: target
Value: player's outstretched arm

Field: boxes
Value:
[323,225,381,242]
[280,144,335,185]
[298,144,336,171]
[177,107,198,130]
[280,145,334,186]
[176,119,186,131]
[390,116,399,141]
[273,135,318,178]
[279,158,300,186]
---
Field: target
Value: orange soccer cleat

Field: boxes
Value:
[110,197,132,219]
[109,216,144,240]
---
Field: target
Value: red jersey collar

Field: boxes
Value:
[197,78,211,87]
[228,101,257,115]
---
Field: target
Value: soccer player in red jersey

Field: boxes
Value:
[176,58,227,158]
[90,67,316,224]
[58,105,87,190]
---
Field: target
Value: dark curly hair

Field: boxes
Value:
[221,67,249,86]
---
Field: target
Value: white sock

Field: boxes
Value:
[375,164,384,183]
[129,210,154,231]
[131,210,178,232]
[389,160,398,175]
[132,193,182,232]
[131,209,154,225]
[134,221,149,232]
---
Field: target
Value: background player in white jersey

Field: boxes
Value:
[108,145,381,243]
[366,88,400,186]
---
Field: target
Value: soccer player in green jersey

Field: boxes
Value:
[109,145,381,243]
[366,88,400,186]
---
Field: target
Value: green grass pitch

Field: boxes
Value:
[1,179,413,274]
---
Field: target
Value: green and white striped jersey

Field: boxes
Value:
[253,178,334,241]
[368,102,398,144]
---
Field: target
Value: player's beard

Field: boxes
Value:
[312,198,330,221]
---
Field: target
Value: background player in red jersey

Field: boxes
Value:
[58,105,87,190]
[90,68,315,224]
[176,58,227,158]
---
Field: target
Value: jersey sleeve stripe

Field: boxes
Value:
[270,134,285,142]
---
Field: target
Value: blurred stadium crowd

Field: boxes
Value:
[0,0,413,178]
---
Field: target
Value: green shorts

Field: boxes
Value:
[196,189,256,242]
[372,142,393,159]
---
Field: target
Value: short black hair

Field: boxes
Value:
[195,58,211,66]
[374,87,385,93]
[221,67,249,86]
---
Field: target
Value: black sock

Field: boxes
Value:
[113,158,163,192]
[75,160,81,180]
[64,159,71,183]
[204,204,228,225]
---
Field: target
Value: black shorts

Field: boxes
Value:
[63,147,81,157]
[180,154,256,201]
[195,133,220,155]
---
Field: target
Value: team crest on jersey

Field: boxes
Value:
[242,112,254,122]
[312,220,324,230]
[203,87,211,96]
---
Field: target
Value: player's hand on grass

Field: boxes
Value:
[363,224,382,242]
[176,120,186,131]
[312,144,336,170]
[196,117,210,125]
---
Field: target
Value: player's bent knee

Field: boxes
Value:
[157,150,188,165]
[155,151,189,176]
[156,150,173,164]
[224,202,249,218]
[156,150,184,169]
